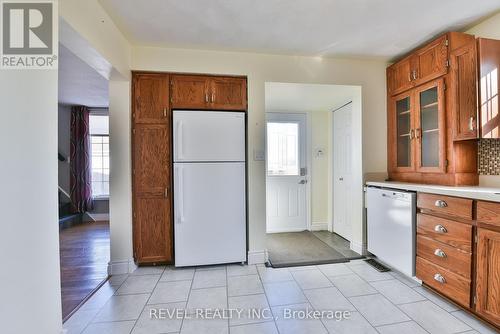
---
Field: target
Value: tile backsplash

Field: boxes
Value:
[478,139,500,175]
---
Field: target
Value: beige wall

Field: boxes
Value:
[132,46,387,254]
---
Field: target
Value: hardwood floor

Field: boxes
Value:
[59,221,110,321]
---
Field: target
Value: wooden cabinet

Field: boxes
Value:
[388,79,446,174]
[415,195,500,329]
[133,74,169,124]
[387,32,479,186]
[387,56,413,96]
[450,41,478,140]
[387,34,448,96]
[171,74,247,111]
[477,38,500,139]
[412,35,449,87]
[132,73,173,264]
[170,75,210,109]
[476,227,500,325]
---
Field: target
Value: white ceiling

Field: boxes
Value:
[99,0,500,59]
[266,82,358,112]
[58,44,109,107]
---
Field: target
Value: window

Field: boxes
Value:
[266,122,299,176]
[90,114,109,198]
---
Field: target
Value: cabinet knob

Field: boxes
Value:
[434,224,447,233]
[434,199,447,208]
[205,93,209,103]
[469,117,475,131]
[433,273,446,284]
[434,249,446,258]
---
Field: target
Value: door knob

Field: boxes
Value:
[298,180,307,184]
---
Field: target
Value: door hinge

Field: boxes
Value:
[445,39,449,47]
[133,212,136,218]
[132,129,136,134]
[443,83,446,91]
[445,59,450,67]
[475,234,478,243]
[445,159,449,167]
[473,295,477,304]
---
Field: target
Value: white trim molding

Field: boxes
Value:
[266,227,307,234]
[350,240,367,255]
[247,250,268,265]
[310,222,328,231]
[107,259,138,275]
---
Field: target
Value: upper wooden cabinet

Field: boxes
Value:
[388,79,446,174]
[387,56,413,96]
[133,74,169,124]
[171,74,247,111]
[412,35,449,87]
[387,34,449,96]
[450,41,478,140]
[387,32,480,186]
[478,38,500,139]
[170,75,211,109]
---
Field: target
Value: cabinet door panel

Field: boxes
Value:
[451,41,478,140]
[478,38,500,139]
[388,91,415,172]
[210,77,247,110]
[133,124,170,196]
[476,228,500,324]
[133,74,169,124]
[415,79,446,173]
[171,75,210,109]
[387,57,413,96]
[413,35,449,86]
[134,196,172,263]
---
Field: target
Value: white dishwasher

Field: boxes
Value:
[367,186,416,277]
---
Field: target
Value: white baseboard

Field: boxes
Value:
[247,250,268,265]
[310,222,328,231]
[266,227,307,233]
[350,240,367,255]
[108,259,138,275]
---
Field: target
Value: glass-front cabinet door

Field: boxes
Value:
[415,78,446,172]
[390,91,415,172]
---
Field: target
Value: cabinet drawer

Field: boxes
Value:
[416,235,471,279]
[417,214,472,252]
[417,193,473,219]
[477,201,500,228]
[416,257,471,308]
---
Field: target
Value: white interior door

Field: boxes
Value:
[265,113,308,233]
[333,103,352,240]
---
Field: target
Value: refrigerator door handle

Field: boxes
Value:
[176,166,185,224]
[176,120,184,160]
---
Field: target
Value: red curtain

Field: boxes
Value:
[70,106,93,213]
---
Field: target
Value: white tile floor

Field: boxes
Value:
[63,260,497,334]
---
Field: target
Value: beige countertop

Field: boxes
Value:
[366,181,500,203]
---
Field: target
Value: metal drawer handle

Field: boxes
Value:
[434,224,448,233]
[434,249,446,258]
[433,273,446,284]
[435,200,448,208]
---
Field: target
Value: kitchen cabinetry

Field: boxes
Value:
[477,38,500,138]
[132,73,173,264]
[171,74,247,111]
[415,193,500,329]
[387,32,479,186]
[132,72,248,265]
[476,200,500,325]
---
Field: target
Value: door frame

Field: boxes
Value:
[265,111,312,233]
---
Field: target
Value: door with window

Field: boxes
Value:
[265,113,307,233]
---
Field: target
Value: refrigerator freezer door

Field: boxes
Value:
[173,110,245,162]
[174,162,246,266]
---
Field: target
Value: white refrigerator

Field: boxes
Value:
[173,110,247,267]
